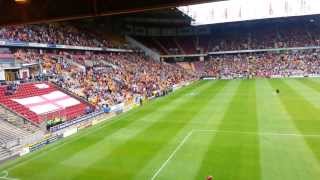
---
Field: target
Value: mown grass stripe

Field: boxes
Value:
[3,79,320,180]
[298,78,320,93]
[269,79,320,163]
[195,79,261,180]
[285,79,320,108]
[257,79,320,180]
[69,81,229,180]
[149,80,241,180]
[60,83,213,167]
[1,81,208,178]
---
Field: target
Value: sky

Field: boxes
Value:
[178,0,320,25]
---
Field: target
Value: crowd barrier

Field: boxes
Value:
[49,111,104,132]
[28,134,63,153]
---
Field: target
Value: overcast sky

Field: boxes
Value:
[179,0,320,25]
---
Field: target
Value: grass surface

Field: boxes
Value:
[1,78,320,180]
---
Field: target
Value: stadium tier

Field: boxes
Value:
[134,17,320,55]
[194,52,320,78]
[0,82,89,124]
[0,119,31,145]
[0,23,123,49]
[12,49,194,107]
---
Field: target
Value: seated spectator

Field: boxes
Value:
[16,49,196,109]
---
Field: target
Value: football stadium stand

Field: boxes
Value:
[0,82,89,125]
[134,16,320,55]
[0,105,39,134]
[11,49,194,109]
[0,23,122,49]
[196,51,320,79]
[0,147,11,161]
[0,116,42,160]
[0,119,34,146]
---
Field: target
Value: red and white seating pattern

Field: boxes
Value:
[0,83,88,124]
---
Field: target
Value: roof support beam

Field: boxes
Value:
[0,0,223,26]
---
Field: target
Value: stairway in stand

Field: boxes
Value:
[0,147,11,161]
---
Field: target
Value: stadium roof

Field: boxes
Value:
[0,0,223,26]
[114,8,193,26]
[179,0,320,25]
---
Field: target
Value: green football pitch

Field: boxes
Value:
[1,78,320,180]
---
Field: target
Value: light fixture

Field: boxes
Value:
[14,0,29,4]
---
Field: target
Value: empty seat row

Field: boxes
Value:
[0,82,88,125]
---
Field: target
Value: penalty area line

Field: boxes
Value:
[150,130,194,180]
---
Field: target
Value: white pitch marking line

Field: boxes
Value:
[0,171,19,180]
[193,129,320,137]
[150,130,194,180]
[151,129,320,180]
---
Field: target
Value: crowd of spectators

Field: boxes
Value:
[200,51,320,79]
[0,23,118,48]
[13,49,195,109]
[3,18,320,108]
[207,20,320,52]
[9,48,320,108]
[2,19,320,54]
[139,19,320,54]
[209,27,320,52]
